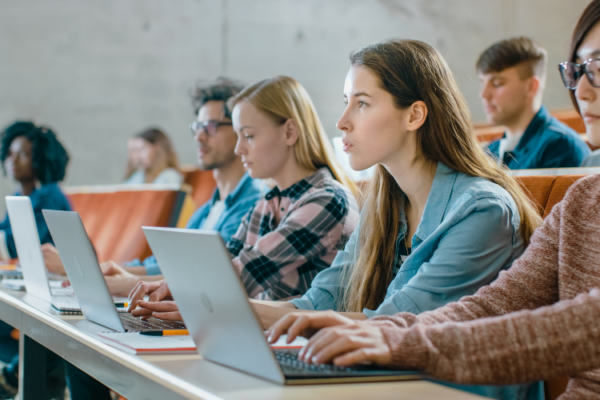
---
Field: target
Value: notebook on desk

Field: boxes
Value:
[143,227,424,385]
[5,197,127,315]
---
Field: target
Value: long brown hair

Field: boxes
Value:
[124,128,180,179]
[568,0,600,113]
[341,39,542,312]
[228,76,359,198]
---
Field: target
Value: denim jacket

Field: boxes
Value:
[291,163,543,400]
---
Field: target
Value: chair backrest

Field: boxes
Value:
[65,184,186,263]
[181,166,217,208]
[513,176,557,216]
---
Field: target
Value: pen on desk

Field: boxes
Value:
[140,329,189,336]
[115,302,129,308]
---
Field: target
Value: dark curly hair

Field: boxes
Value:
[0,121,70,184]
[190,77,245,119]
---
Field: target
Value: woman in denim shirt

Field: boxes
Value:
[259,40,544,400]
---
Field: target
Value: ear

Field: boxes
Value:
[527,75,541,99]
[283,119,300,146]
[406,101,428,132]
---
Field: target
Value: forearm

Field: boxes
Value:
[378,289,600,385]
[124,266,148,276]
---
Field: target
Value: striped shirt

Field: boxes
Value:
[227,168,359,300]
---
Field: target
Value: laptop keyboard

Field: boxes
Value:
[275,350,367,376]
[119,312,185,332]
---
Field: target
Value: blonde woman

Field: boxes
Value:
[128,76,359,305]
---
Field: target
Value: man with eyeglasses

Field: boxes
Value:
[44,78,265,298]
[478,37,590,169]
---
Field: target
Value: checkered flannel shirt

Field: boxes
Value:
[226,168,359,300]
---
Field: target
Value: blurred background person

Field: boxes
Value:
[122,128,183,185]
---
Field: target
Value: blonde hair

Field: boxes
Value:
[228,76,359,198]
[341,39,543,312]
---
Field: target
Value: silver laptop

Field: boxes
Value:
[143,227,423,385]
[43,210,184,332]
[5,196,93,312]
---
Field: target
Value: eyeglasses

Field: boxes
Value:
[558,58,600,90]
[189,120,232,137]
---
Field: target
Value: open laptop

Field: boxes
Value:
[4,196,128,313]
[43,209,185,332]
[143,227,424,385]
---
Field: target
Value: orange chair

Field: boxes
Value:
[514,175,557,217]
[66,185,186,263]
[181,166,217,208]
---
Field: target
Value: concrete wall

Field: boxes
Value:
[0,0,591,201]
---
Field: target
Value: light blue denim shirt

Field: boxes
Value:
[128,173,265,275]
[291,162,543,400]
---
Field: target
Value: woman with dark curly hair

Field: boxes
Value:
[0,120,71,260]
[0,121,72,398]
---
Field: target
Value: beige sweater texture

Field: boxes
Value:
[367,174,600,399]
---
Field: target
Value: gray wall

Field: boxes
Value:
[0,0,591,201]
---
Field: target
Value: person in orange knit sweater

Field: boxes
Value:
[266,1,600,398]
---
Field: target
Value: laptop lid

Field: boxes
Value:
[43,210,126,332]
[142,227,285,384]
[5,197,52,303]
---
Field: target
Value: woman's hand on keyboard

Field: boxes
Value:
[299,322,392,367]
[267,311,356,345]
[128,279,172,316]
[134,300,182,321]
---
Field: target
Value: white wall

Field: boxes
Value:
[0,0,591,202]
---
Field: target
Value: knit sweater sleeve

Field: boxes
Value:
[377,288,600,384]
[368,192,563,329]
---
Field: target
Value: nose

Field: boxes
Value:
[194,129,207,144]
[234,136,245,156]
[336,106,352,133]
[479,82,492,101]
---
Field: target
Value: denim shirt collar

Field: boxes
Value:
[400,162,457,249]
[210,172,254,209]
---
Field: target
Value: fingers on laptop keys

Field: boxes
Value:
[267,311,356,345]
[127,280,166,312]
[135,300,182,321]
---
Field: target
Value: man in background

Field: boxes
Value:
[478,36,590,169]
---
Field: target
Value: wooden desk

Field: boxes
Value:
[0,288,484,400]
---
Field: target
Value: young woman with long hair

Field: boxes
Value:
[257,39,543,399]
[267,5,600,399]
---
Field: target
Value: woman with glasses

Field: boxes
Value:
[122,128,183,185]
[561,21,600,167]
[265,3,600,399]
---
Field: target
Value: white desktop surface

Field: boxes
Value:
[0,287,485,400]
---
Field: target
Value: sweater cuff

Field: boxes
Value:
[379,324,430,371]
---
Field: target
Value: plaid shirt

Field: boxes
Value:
[227,168,359,300]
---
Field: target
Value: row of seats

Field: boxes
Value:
[64,167,217,263]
